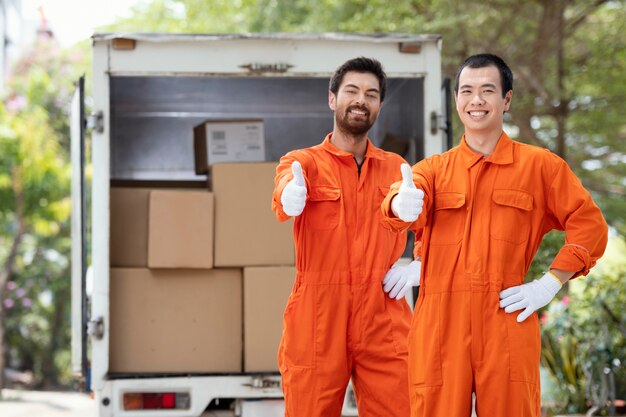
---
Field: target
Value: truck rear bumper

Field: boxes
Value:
[94,375,283,417]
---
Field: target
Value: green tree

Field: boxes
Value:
[0,102,69,391]
[106,0,256,33]
[0,38,87,391]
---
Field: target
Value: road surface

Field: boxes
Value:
[0,388,95,417]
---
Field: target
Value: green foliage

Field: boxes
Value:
[541,235,626,414]
[527,230,566,281]
[564,5,626,235]
[5,231,74,388]
[1,38,87,389]
[541,330,587,413]
[105,0,256,33]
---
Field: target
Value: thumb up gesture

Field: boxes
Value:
[281,161,307,217]
[391,164,424,222]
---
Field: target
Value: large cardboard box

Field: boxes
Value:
[148,190,214,269]
[212,163,294,267]
[110,188,151,267]
[194,120,265,174]
[243,266,295,372]
[110,268,242,373]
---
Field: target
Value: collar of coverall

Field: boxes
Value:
[459,131,514,168]
[322,133,386,161]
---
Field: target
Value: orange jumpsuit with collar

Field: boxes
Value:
[273,133,413,417]
[381,133,608,417]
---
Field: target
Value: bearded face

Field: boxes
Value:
[329,71,382,138]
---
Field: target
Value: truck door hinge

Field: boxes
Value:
[87,316,105,340]
[430,111,449,135]
[86,111,104,133]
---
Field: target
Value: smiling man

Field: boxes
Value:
[272,57,419,417]
[381,54,608,417]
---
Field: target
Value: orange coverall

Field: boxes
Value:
[382,133,608,417]
[273,134,412,417]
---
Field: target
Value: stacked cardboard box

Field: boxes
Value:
[110,188,214,269]
[193,119,266,174]
[109,268,242,373]
[209,161,295,372]
[109,159,297,374]
[243,266,295,372]
[211,162,294,267]
[110,188,151,267]
[148,190,214,269]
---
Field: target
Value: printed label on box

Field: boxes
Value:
[206,121,265,163]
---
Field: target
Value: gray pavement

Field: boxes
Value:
[0,389,96,417]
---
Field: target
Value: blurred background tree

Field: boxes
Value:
[541,235,625,415]
[0,38,88,391]
[1,1,623,413]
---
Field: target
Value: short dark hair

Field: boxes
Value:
[454,53,513,97]
[329,57,387,102]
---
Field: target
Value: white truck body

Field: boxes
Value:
[71,33,446,417]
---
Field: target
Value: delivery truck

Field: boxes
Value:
[71,33,448,417]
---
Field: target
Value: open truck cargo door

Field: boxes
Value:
[70,76,89,389]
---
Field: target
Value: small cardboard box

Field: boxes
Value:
[194,120,265,174]
[211,162,294,267]
[243,266,295,372]
[109,268,242,373]
[110,188,151,267]
[148,190,214,269]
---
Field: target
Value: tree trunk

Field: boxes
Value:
[600,301,626,339]
[554,0,568,160]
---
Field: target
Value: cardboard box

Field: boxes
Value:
[243,266,295,372]
[212,163,294,267]
[110,188,151,267]
[148,190,214,269]
[194,120,265,174]
[109,268,242,373]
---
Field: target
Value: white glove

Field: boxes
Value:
[280,161,307,217]
[383,260,421,300]
[499,272,563,322]
[391,164,424,222]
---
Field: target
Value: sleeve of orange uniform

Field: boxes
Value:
[272,151,309,222]
[381,159,433,233]
[545,155,608,278]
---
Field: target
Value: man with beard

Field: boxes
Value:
[272,57,420,417]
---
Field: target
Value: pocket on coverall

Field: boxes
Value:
[305,186,341,230]
[383,293,411,355]
[504,311,541,384]
[408,294,443,387]
[282,283,316,368]
[490,189,533,244]
[430,192,466,245]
